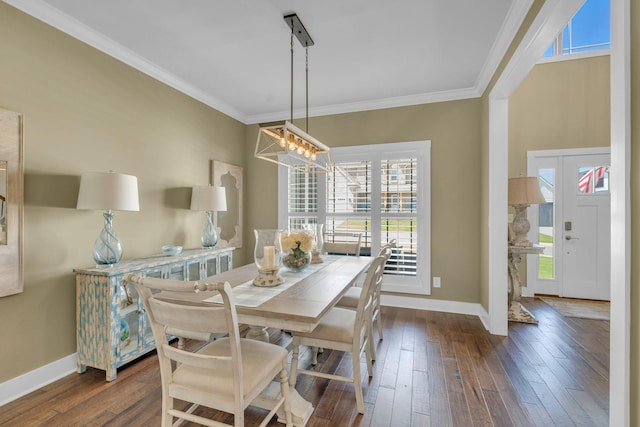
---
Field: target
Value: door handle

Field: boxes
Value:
[565,235,580,241]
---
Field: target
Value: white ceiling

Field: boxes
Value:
[5,0,531,124]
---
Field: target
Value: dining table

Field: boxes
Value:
[156,254,372,426]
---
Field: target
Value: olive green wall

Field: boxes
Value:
[245,100,484,304]
[0,3,247,383]
[509,55,610,176]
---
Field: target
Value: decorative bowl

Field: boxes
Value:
[162,245,183,256]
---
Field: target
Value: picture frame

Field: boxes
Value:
[210,160,243,248]
[0,108,24,297]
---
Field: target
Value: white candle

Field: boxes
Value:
[263,245,275,269]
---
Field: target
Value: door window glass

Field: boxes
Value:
[577,165,610,194]
[537,168,555,280]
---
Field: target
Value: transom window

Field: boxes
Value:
[542,0,610,59]
[278,141,431,295]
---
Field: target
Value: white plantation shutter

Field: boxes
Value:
[325,161,373,249]
[279,141,431,294]
[380,158,418,277]
[286,168,318,229]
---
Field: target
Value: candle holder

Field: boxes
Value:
[253,229,284,287]
[306,223,324,264]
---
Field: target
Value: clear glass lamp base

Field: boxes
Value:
[201,211,218,248]
[93,210,123,265]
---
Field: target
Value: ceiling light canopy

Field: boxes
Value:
[255,13,331,172]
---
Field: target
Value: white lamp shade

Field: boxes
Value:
[77,172,140,211]
[190,186,227,212]
[508,177,546,205]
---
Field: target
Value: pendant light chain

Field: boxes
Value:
[290,27,294,123]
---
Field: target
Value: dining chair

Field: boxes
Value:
[322,231,362,256]
[288,254,386,414]
[310,230,362,363]
[126,274,293,427]
[335,244,393,361]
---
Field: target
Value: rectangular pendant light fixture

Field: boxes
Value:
[254,13,331,173]
[255,120,331,172]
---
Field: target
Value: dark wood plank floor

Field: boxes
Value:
[0,297,609,426]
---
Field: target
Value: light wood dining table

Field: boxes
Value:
[156,254,372,426]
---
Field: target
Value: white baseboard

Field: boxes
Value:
[381,294,491,330]
[1,296,493,408]
[0,353,77,407]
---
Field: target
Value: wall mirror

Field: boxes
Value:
[211,160,243,248]
[0,108,24,297]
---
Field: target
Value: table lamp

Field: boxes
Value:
[77,172,140,265]
[508,176,546,247]
[190,185,227,248]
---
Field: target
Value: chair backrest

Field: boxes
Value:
[384,239,398,250]
[323,231,362,257]
[354,255,386,339]
[378,245,393,262]
[125,274,244,408]
[372,246,391,301]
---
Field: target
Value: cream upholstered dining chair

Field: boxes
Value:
[288,254,386,414]
[335,243,394,361]
[126,274,293,427]
[322,231,362,256]
[310,231,363,364]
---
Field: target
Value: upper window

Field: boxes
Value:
[542,0,610,58]
[278,141,431,295]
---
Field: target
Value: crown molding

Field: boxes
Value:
[246,86,483,124]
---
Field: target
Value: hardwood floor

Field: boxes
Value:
[0,297,609,426]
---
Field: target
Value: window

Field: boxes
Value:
[536,168,555,280]
[577,166,610,193]
[279,141,431,295]
[542,0,610,59]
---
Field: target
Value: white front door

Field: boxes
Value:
[525,148,611,301]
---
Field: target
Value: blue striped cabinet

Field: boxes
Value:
[74,247,233,381]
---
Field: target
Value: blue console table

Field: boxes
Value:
[74,247,233,381]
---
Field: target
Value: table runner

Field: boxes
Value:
[203,261,328,307]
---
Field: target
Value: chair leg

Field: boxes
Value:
[279,361,293,427]
[290,341,300,387]
[367,318,377,362]
[162,396,173,427]
[364,336,373,378]
[377,312,383,341]
[352,344,365,414]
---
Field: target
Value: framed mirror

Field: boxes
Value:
[0,108,24,297]
[211,160,243,248]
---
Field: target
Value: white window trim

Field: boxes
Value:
[278,140,431,295]
[538,48,609,65]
